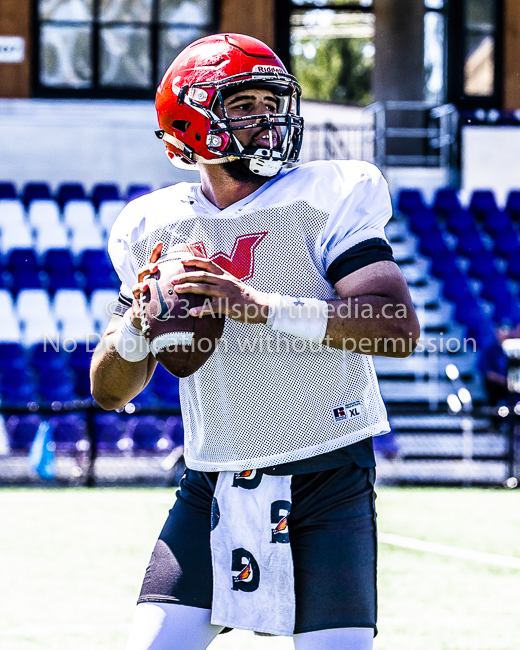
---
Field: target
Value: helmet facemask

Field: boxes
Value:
[206,76,304,177]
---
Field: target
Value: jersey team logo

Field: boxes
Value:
[191,232,267,281]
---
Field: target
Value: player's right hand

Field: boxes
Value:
[131,242,163,330]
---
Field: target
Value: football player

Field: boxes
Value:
[91,33,420,650]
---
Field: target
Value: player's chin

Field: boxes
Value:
[221,158,265,183]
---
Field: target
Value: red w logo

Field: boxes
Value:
[191,232,267,281]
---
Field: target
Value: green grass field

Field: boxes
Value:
[1,487,519,650]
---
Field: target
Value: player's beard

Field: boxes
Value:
[221,127,282,183]
[221,158,269,183]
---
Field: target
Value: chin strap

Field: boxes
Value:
[158,130,239,165]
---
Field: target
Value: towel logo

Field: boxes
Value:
[270,500,291,544]
[232,469,262,489]
[232,548,260,591]
[332,402,363,423]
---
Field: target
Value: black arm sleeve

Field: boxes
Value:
[326,237,395,286]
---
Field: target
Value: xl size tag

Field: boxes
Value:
[331,402,363,423]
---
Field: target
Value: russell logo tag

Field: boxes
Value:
[332,402,363,423]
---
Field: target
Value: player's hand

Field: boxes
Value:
[130,242,163,329]
[172,256,270,324]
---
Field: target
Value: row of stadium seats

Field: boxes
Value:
[0,248,118,295]
[0,199,124,254]
[0,181,151,208]
[0,341,180,406]
[0,288,117,344]
[396,188,520,348]
[4,413,183,453]
[397,187,520,221]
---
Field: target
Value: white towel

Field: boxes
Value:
[210,470,295,636]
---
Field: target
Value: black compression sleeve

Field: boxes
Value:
[326,237,395,286]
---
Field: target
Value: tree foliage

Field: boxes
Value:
[292,38,373,106]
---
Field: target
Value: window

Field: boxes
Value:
[289,1,374,106]
[35,0,215,98]
[424,0,446,104]
[463,0,497,96]
[446,0,503,108]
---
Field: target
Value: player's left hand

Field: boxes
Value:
[172,257,269,324]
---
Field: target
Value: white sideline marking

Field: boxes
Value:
[379,533,520,570]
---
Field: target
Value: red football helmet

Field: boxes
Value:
[155,33,304,177]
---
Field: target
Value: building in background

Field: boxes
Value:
[1,0,519,198]
[1,0,518,110]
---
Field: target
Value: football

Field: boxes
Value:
[142,244,225,377]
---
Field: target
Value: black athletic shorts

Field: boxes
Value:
[137,458,378,635]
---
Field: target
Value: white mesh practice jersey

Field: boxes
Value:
[109,160,392,471]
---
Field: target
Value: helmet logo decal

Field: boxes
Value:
[253,65,283,74]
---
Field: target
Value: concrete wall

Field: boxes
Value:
[0,98,348,190]
[504,0,520,109]
[0,0,32,97]
[0,99,199,191]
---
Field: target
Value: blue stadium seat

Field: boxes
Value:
[152,363,181,407]
[79,249,118,294]
[494,231,520,260]
[1,367,36,403]
[467,253,498,280]
[0,342,26,371]
[432,188,461,216]
[66,345,93,398]
[418,226,448,258]
[505,190,520,222]
[445,209,477,237]
[469,190,498,220]
[397,189,425,215]
[94,414,128,451]
[92,183,121,210]
[127,184,152,201]
[429,252,459,280]
[482,209,516,238]
[455,230,485,258]
[0,182,17,199]
[49,414,87,451]
[30,343,67,371]
[6,415,41,450]
[127,416,171,452]
[56,182,86,209]
[7,248,42,293]
[441,272,471,303]
[37,367,76,402]
[480,274,511,304]
[492,297,520,324]
[43,249,79,293]
[506,256,520,282]
[407,208,437,235]
[22,182,52,207]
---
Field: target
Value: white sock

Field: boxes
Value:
[125,603,224,650]
[293,627,374,650]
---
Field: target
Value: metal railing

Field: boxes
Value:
[301,101,459,175]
